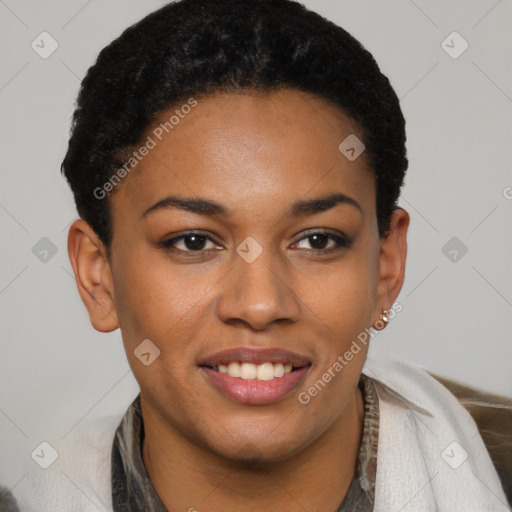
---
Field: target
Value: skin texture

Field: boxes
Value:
[68,89,409,511]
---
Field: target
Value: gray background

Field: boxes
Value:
[1,0,511,493]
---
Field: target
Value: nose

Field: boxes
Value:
[215,248,301,331]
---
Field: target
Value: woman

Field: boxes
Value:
[13,0,511,510]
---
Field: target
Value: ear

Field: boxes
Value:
[372,207,409,329]
[67,219,119,332]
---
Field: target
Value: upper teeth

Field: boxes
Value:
[217,362,293,380]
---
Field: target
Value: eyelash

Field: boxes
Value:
[160,230,352,256]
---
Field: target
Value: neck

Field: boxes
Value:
[142,387,364,512]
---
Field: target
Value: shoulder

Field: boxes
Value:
[362,358,512,508]
[12,413,123,512]
[429,371,512,506]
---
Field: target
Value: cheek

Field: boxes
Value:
[111,253,202,400]
[297,261,375,423]
[304,253,378,344]
[111,248,206,340]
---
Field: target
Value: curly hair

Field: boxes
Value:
[61,0,408,248]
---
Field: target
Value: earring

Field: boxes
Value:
[380,309,390,325]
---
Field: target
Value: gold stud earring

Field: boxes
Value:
[381,309,390,325]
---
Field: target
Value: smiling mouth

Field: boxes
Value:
[198,347,312,404]
[201,361,311,381]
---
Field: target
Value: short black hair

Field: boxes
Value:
[61,0,407,249]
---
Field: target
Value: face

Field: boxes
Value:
[69,89,408,463]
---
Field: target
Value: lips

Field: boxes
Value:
[198,347,311,405]
[198,347,311,368]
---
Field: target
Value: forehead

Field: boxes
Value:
[111,89,375,223]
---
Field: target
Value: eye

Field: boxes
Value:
[160,232,222,253]
[294,231,352,252]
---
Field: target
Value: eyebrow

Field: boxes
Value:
[142,192,362,219]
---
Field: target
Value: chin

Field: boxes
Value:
[209,427,313,466]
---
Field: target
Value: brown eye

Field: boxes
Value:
[295,231,352,252]
[161,232,221,253]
